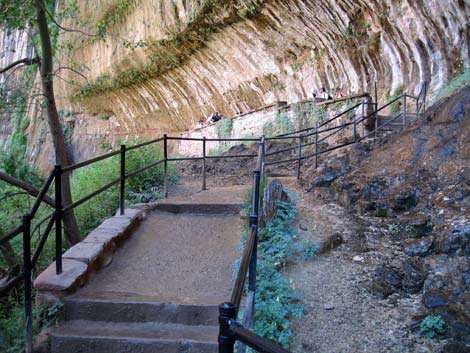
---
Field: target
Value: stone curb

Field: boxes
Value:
[34,208,145,304]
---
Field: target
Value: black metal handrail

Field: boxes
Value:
[263,81,427,180]
[2,81,426,353]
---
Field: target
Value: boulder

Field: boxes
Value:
[310,166,347,187]
[401,257,427,293]
[367,265,402,298]
[262,179,289,224]
[404,236,434,257]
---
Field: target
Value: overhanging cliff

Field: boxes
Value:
[56,0,469,134]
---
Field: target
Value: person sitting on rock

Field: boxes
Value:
[335,87,346,98]
[320,87,332,100]
[195,117,205,129]
[207,112,221,125]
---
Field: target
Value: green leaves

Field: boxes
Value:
[0,0,35,30]
[419,315,445,339]
[239,193,304,349]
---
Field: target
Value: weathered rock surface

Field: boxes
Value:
[2,0,468,167]
[307,88,470,344]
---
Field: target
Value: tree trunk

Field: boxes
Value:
[35,0,80,245]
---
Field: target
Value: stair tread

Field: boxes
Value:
[51,320,218,343]
[66,290,223,306]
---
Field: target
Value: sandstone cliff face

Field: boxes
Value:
[57,0,469,135]
[1,0,469,168]
[0,28,35,146]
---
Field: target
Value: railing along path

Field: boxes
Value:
[0,82,427,353]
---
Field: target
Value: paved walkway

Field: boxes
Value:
[75,184,249,304]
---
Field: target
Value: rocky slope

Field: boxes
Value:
[306,87,470,348]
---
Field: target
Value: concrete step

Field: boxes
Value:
[154,202,243,214]
[50,320,218,353]
[64,292,219,326]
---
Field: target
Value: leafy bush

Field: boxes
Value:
[72,139,178,235]
[262,114,294,137]
[435,70,470,101]
[237,188,304,350]
[216,119,233,139]
[0,297,27,353]
[419,315,445,339]
[253,199,304,348]
[386,87,404,115]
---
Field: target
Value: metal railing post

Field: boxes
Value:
[163,134,168,198]
[202,137,207,191]
[362,101,365,138]
[374,81,378,118]
[54,165,63,275]
[353,120,357,143]
[403,94,407,125]
[218,302,236,353]
[260,136,265,177]
[23,214,32,353]
[120,144,126,215]
[315,123,319,169]
[296,135,302,180]
[249,170,260,288]
[423,81,427,112]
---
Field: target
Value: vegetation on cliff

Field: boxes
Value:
[77,0,266,98]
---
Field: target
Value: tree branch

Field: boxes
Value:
[54,66,89,83]
[44,6,98,37]
[0,57,40,74]
[0,172,55,208]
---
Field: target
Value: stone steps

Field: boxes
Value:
[45,185,246,353]
[50,320,218,353]
[63,292,219,325]
[155,202,243,214]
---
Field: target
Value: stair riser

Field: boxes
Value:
[155,203,243,214]
[51,336,217,353]
[65,300,219,326]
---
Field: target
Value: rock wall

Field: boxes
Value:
[1,0,469,169]
[0,28,34,147]
[177,98,363,156]
[57,0,469,136]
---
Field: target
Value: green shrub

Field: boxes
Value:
[262,114,294,137]
[435,70,470,101]
[216,119,233,139]
[419,315,445,339]
[0,297,28,353]
[71,139,178,235]
[238,188,304,350]
[386,87,404,115]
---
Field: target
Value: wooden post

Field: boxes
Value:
[202,137,207,191]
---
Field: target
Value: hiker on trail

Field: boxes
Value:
[207,111,221,125]
[320,87,332,100]
[195,117,205,129]
[312,90,318,99]
[335,87,346,98]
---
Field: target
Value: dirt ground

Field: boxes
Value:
[285,186,447,353]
